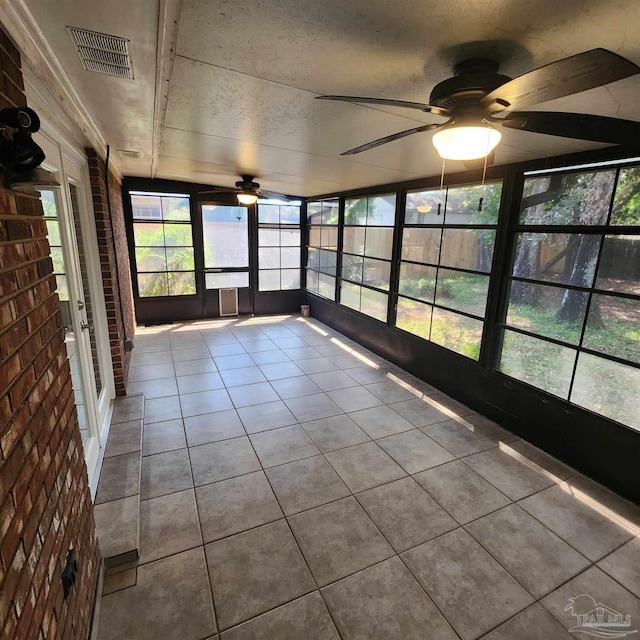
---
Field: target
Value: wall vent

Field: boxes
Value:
[117,150,142,159]
[67,27,134,79]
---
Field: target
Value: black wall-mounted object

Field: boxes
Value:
[0,107,45,174]
[62,548,78,599]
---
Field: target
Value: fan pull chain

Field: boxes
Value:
[478,136,490,212]
[438,158,446,215]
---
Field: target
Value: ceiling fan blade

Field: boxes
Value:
[257,189,295,201]
[316,95,450,117]
[501,111,640,145]
[481,49,640,112]
[341,122,448,156]
[198,188,237,195]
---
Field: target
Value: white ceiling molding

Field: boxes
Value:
[0,0,109,162]
[151,0,183,178]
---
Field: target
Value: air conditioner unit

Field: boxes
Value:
[219,288,239,317]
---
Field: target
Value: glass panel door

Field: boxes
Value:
[202,204,250,301]
[40,188,101,461]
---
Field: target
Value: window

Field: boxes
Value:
[395,182,502,359]
[306,198,339,300]
[258,200,301,291]
[498,166,640,431]
[201,203,250,290]
[131,192,196,297]
[340,194,395,321]
[41,190,68,300]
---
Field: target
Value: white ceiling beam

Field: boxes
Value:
[152,0,183,178]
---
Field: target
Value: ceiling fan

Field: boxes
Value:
[198,175,293,205]
[317,48,640,162]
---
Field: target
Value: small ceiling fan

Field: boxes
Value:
[317,48,640,162]
[198,175,293,205]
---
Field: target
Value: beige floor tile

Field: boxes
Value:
[249,425,320,468]
[180,389,233,417]
[95,452,141,504]
[98,548,216,640]
[348,405,415,439]
[541,566,640,635]
[141,449,193,500]
[205,520,315,630]
[196,471,283,542]
[466,504,590,598]
[598,537,640,598]
[142,419,186,456]
[236,401,297,434]
[184,410,245,447]
[265,456,350,515]
[301,414,370,452]
[327,387,383,413]
[322,557,457,640]
[140,488,202,564]
[387,398,453,428]
[377,429,454,473]
[401,529,533,640]
[176,372,224,394]
[269,375,322,399]
[464,446,560,501]
[219,592,339,640]
[284,393,343,423]
[190,437,261,486]
[356,477,457,552]
[520,481,638,561]
[104,420,142,458]
[288,497,394,587]
[145,396,182,424]
[324,442,406,493]
[414,460,511,525]
[481,603,573,640]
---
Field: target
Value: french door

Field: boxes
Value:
[37,131,114,489]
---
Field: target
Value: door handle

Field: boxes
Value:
[77,300,85,310]
[81,322,91,332]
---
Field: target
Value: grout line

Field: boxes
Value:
[184,427,221,636]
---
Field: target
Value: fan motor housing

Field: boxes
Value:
[429,59,512,110]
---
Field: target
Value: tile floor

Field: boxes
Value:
[97,315,640,640]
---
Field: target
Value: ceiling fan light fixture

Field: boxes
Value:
[432,124,501,161]
[237,192,258,205]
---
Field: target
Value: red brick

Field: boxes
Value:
[1,36,99,640]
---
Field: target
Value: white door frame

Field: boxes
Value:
[35,125,115,492]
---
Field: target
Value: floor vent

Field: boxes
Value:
[67,27,134,79]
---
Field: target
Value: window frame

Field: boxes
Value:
[493,164,640,430]
[130,191,197,299]
[393,181,503,360]
[257,200,302,292]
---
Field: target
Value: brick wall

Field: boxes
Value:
[0,29,100,640]
[86,150,135,396]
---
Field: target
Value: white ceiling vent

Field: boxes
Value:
[117,150,142,159]
[67,27,134,79]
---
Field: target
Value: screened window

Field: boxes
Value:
[131,192,196,297]
[306,198,339,300]
[395,182,502,359]
[340,194,396,321]
[258,200,301,291]
[498,166,640,431]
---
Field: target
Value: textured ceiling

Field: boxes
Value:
[23,0,640,196]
